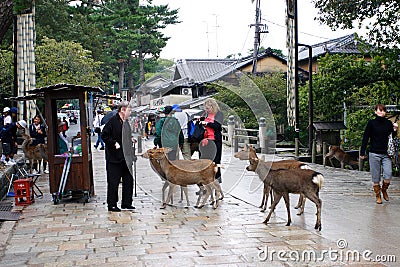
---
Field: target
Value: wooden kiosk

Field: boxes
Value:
[28,84,104,204]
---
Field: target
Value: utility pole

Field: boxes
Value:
[250,0,268,75]
[213,14,220,58]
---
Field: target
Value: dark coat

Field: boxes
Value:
[101,112,129,163]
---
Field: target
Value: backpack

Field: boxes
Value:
[189,121,205,143]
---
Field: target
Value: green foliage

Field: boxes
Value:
[300,51,400,149]
[14,0,32,14]
[313,0,400,48]
[214,73,287,130]
[0,47,14,108]
[35,37,103,87]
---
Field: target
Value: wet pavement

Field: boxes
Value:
[1,138,399,266]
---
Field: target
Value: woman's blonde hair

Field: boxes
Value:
[204,98,220,114]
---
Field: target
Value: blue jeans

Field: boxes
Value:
[95,132,104,148]
[369,152,392,183]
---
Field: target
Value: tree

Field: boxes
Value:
[299,52,400,149]
[0,0,13,44]
[0,47,14,106]
[215,73,287,130]
[313,0,400,48]
[35,37,103,87]
[93,0,179,93]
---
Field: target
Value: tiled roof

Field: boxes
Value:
[298,33,362,61]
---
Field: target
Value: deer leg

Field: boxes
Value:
[329,157,334,167]
[182,186,190,208]
[263,192,282,224]
[161,181,169,203]
[213,180,224,200]
[268,187,274,209]
[304,192,322,231]
[162,183,175,209]
[194,185,204,208]
[295,194,306,215]
[197,184,212,209]
[261,184,270,212]
[282,193,291,226]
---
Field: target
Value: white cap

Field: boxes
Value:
[3,107,10,113]
[17,120,27,129]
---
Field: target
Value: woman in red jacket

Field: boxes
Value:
[200,98,224,183]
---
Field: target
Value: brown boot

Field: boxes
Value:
[381,181,390,201]
[373,185,382,204]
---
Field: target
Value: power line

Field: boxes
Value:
[261,18,331,41]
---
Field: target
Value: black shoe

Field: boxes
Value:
[100,147,105,150]
[94,145,98,149]
[108,206,121,212]
[121,205,135,210]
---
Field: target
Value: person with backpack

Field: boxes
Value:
[172,104,191,160]
[153,105,183,161]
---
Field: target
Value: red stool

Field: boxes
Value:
[13,178,35,206]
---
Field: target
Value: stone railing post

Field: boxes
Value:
[228,115,235,146]
[258,117,266,154]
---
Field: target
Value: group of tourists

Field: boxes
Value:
[0,107,27,166]
[101,98,224,212]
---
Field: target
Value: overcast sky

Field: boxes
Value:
[151,0,359,60]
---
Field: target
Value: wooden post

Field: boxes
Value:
[312,140,316,163]
[322,142,327,166]
[295,138,299,159]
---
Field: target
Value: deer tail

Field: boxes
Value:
[312,173,324,189]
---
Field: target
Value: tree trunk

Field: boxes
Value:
[138,49,145,84]
[118,59,125,96]
[0,0,14,44]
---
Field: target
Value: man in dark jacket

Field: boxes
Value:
[101,101,135,212]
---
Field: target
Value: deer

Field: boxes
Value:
[325,145,359,169]
[143,147,223,209]
[246,157,324,231]
[234,144,310,214]
[142,148,190,207]
[21,134,48,174]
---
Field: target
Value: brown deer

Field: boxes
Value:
[143,147,223,209]
[234,144,310,214]
[142,148,190,207]
[21,134,48,173]
[247,157,323,231]
[325,145,359,169]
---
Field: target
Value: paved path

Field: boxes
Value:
[1,139,399,266]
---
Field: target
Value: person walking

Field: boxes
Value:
[153,105,183,161]
[1,120,27,165]
[360,104,398,204]
[93,110,105,150]
[199,98,223,183]
[29,115,48,173]
[172,104,191,160]
[101,101,135,212]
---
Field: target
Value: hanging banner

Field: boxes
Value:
[286,0,296,127]
[16,9,36,122]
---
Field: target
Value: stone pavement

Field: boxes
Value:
[0,139,399,266]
